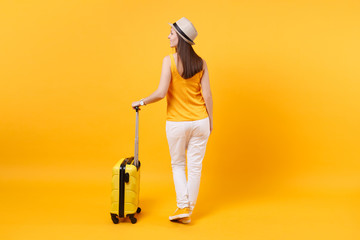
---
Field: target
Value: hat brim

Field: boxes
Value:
[168,23,195,45]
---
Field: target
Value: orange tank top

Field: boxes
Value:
[166,53,208,121]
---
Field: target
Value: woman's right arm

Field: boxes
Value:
[132,56,171,109]
[201,60,213,134]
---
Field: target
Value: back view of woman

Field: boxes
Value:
[132,17,213,224]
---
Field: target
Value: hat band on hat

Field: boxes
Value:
[173,22,193,43]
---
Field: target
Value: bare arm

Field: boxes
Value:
[201,60,213,133]
[132,56,171,109]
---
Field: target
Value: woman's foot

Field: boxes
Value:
[169,207,190,221]
[178,216,191,224]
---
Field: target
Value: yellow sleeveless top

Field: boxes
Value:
[166,53,208,121]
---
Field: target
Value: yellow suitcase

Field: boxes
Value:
[110,107,141,224]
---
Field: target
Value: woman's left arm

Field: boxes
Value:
[132,56,171,109]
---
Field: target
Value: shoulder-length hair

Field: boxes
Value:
[175,32,203,79]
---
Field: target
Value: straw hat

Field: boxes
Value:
[168,17,198,45]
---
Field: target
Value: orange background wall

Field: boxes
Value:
[1,0,359,239]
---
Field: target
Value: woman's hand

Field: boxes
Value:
[131,101,141,110]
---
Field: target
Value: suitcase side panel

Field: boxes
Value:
[110,173,119,214]
[110,158,125,215]
[124,164,140,216]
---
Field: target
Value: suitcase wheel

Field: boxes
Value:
[137,207,141,214]
[111,213,119,224]
[128,214,137,224]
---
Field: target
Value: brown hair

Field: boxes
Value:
[175,32,203,79]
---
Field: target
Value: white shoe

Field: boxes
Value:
[169,207,190,221]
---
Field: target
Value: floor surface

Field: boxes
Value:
[1,164,359,240]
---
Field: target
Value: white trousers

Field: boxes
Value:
[166,117,210,212]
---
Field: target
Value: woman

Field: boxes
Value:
[131,17,213,224]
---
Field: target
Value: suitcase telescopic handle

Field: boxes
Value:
[134,106,140,167]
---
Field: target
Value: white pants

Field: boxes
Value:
[166,117,210,212]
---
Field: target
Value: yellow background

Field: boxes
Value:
[1,0,359,239]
